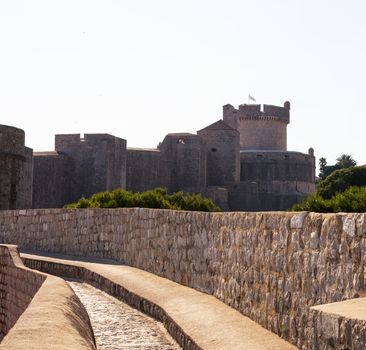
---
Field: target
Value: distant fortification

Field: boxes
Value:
[33,133,126,208]
[0,125,33,210]
[0,100,316,211]
[223,102,290,150]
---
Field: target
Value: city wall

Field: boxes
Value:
[0,244,95,349]
[0,209,365,348]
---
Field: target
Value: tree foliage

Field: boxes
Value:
[291,186,366,213]
[291,166,366,213]
[317,166,366,199]
[318,154,357,180]
[64,188,221,212]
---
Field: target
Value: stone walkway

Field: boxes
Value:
[68,280,181,350]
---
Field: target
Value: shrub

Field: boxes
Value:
[317,166,366,199]
[291,186,366,213]
[64,188,221,212]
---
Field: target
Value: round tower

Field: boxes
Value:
[0,125,27,209]
[223,101,290,151]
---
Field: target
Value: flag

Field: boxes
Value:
[248,94,256,102]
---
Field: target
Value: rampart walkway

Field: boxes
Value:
[68,280,180,349]
[21,251,296,350]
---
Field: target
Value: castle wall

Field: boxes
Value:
[0,125,32,210]
[32,152,73,208]
[126,148,161,192]
[55,133,127,202]
[227,150,316,211]
[240,151,315,183]
[0,209,365,348]
[197,122,240,186]
[239,119,287,150]
[159,134,206,193]
[228,181,313,211]
[19,147,34,209]
[223,103,290,151]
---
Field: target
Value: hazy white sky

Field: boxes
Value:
[1,0,365,168]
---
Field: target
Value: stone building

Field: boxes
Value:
[33,133,126,208]
[33,100,315,210]
[1,100,316,211]
[0,125,33,210]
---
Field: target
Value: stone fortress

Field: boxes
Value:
[0,100,315,211]
[2,101,366,350]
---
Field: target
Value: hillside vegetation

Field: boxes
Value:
[64,188,221,212]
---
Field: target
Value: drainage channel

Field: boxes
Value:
[67,280,181,350]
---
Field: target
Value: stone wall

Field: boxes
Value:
[32,133,127,208]
[222,103,290,151]
[1,209,365,348]
[229,150,316,211]
[197,120,240,186]
[240,151,315,183]
[0,245,45,340]
[0,244,96,349]
[126,148,161,192]
[32,152,73,208]
[0,125,33,210]
[158,134,206,193]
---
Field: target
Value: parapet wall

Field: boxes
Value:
[0,244,95,349]
[0,245,45,341]
[0,209,365,348]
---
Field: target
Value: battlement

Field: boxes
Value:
[55,133,126,152]
[223,101,290,124]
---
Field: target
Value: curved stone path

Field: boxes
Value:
[68,280,181,350]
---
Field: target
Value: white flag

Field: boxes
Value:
[248,94,256,102]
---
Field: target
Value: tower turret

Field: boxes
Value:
[223,101,290,151]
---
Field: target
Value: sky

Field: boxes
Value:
[1,0,365,169]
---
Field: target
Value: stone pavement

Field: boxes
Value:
[68,280,180,350]
[22,251,297,350]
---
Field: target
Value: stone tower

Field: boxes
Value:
[158,133,206,193]
[0,125,33,209]
[197,120,240,186]
[223,101,290,150]
[33,133,127,208]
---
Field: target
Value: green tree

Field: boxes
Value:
[318,154,357,180]
[318,157,328,179]
[317,166,366,199]
[291,186,366,213]
[290,165,366,213]
[335,154,357,168]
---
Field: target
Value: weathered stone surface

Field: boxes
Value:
[0,244,95,349]
[0,209,366,348]
[69,281,180,350]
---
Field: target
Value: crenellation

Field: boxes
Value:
[55,133,81,152]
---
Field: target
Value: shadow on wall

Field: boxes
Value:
[0,244,96,350]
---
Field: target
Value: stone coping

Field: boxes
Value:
[311,297,366,321]
[310,298,366,348]
[0,245,96,350]
[21,251,296,350]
